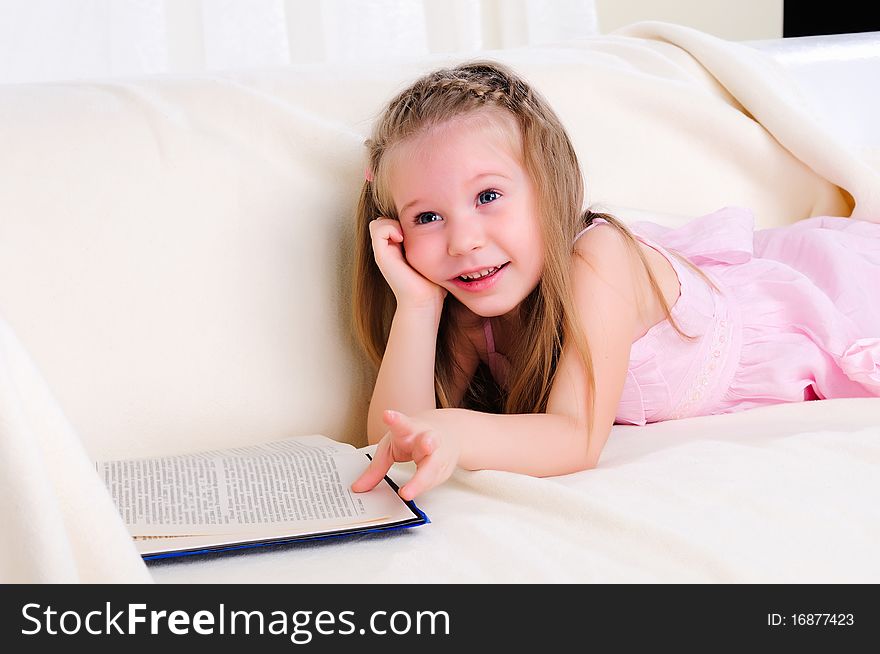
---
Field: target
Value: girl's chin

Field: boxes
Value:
[452,296,518,319]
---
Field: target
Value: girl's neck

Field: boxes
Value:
[451,301,522,332]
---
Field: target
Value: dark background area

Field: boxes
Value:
[784,1,880,36]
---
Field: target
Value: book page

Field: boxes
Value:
[97,435,414,538]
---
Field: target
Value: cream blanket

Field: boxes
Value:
[614,22,880,220]
[0,317,151,582]
[1,22,878,582]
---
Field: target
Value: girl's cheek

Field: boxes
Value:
[401,232,425,256]
[400,234,423,260]
[402,238,441,272]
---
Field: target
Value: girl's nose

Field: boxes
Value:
[446,216,485,256]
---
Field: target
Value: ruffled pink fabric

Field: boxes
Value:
[837,338,880,390]
[632,207,755,266]
[619,207,880,423]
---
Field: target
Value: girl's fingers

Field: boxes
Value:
[384,227,403,244]
[384,409,426,432]
[370,217,402,240]
[350,433,394,493]
[383,410,426,451]
[386,412,437,461]
[382,408,399,425]
[413,433,435,461]
[369,224,404,264]
[353,411,436,497]
[398,449,445,501]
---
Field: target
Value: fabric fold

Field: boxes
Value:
[616,355,670,426]
[631,206,756,265]
[836,338,880,391]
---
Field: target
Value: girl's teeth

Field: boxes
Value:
[460,266,498,281]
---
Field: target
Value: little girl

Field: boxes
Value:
[349,60,880,501]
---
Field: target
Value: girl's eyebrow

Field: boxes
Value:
[468,171,511,182]
[400,172,511,216]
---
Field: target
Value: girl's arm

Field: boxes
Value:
[369,304,479,442]
[414,408,592,476]
[354,224,643,497]
[367,302,444,444]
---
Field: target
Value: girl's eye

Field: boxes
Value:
[478,189,501,205]
[413,190,501,225]
[415,212,440,225]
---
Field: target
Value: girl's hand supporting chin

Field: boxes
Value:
[369,217,447,311]
[351,409,461,501]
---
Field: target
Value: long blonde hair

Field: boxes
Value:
[351,60,717,441]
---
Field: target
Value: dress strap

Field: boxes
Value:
[574,216,608,242]
[483,318,496,355]
[483,318,511,390]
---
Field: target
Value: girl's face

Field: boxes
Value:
[387,112,544,320]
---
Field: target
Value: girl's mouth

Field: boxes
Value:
[451,262,510,292]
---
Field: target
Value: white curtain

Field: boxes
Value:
[0,0,599,84]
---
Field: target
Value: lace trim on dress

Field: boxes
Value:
[666,292,740,420]
[668,317,730,419]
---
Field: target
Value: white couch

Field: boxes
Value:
[1,23,878,583]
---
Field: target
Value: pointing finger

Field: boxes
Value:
[350,433,394,493]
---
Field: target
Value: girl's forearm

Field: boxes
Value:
[425,408,597,477]
[368,304,443,443]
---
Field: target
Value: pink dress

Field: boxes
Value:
[483,206,880,425]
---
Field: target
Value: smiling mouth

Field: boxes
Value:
[454,262,510,282]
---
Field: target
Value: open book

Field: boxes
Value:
[95,434,428,560]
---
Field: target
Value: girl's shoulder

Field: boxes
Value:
[573,220,681,342]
